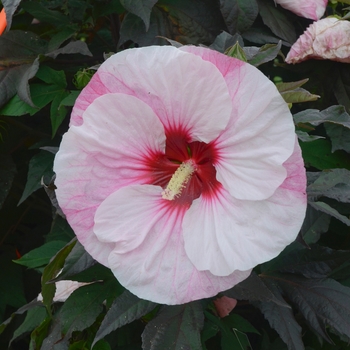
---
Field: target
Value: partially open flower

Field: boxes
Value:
[275,0,327,20]
[54,46,306,305]
[286,17,350,64]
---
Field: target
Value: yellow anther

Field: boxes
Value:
[162,160,196,200]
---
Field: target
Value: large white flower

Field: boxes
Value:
[54,46,307,305]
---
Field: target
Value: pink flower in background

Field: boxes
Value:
[54,46,307,305]
[213,296,238,318]
[275,0,327,20]
[286,17,350,64]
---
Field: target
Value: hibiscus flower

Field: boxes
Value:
[275,0,327,20]
[286,17,350,64]
[54,46,306,305]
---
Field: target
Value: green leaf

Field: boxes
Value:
[219,0,259,34]
[256,0,296,44]
[60,283,111,337]
[278,276,350,341]
[14,241,67,269]
[60,91,80,107]
[142,302,204,350]
[300,139,350,170]
[309,201,350,226]
[333,64,350,113]
[52,241,96,282]
[120,0,158,31]
[247,41,281,67]
[295,130,324,143]
[46,215,75,243]
[50,91,69,137]
[48,27,78,52]
[224,272,289,307]
[93,291,156,345]
[46,40,92,59]
[225,41,247,61]
[18,150,55,205]
[276,79,309,93]
[210,31,244,53]
[325,123,350,153]
[255,280,304,350]
[281,88,319,104]
[0,154,16,209]
[11,306,47,345]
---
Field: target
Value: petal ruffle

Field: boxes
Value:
[72,46,232,142]
[182,46,295,201]
[275,0,327,20]
[54,93,165,265]
[183,139,306,275]
[100,185,251,304]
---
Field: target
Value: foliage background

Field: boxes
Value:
[1,0,350,349]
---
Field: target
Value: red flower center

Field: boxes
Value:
[146,128,221,208]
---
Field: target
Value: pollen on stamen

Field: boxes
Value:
[162,160,196,200]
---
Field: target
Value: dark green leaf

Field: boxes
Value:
[50,91,69,137]
[92,339,111,350]
[225,41,247,61]
[18,150,55,205]
[46,216,75,243]
[224,271,289,307]
[333,64,350,113]
[2,0,21,30]
[52,241,96,282]
[120,0,158,31]
[11,306,47,345]
[21,2,70,27]
[41,239,77,313]
[256,0,296,44]
[278,276,350,341]
[46,40,92,59]
[0,154,16,209]
[309,201,350,226]
[48,27,77,52]
[93,291,156,345]
[300,205,331,244]
[247,41,281,67]
[325,123,350,153]
[223,313,259,334]
[142,302,203,350]
[276,79,309,93]
[60,91,80,107]
[219,0,258,34]
[295,130,324,143]
[14,241,67,269]
[210,31,244,53]
[60,283,110,337]
[300,139,350,170]
[294,106,350,129]
[255,280,304,350]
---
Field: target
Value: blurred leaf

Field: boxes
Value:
[219,0,258,34]
[256,0,296,44]
[46,216,75,243]
[11,306,47,345]
[93,291,156,345]
[18,150,55,205]
[247,41,281,66]
[41,239,76,313]
[300,139,350,170]
[276,79,309,93]
[307,169,350,203]
[255,280,303,350]
[0,154,16,209]
[21,2,70,26]
[295,131,324,143]
[300,205,331,244]
[281,88,319,104]
[309,201,350,226]
[14,241,67,269]
[60,283,111,337]
[278,276,350,341]
[2,0,21,30]
[142,302,203,350]
[325,123,350,153]
[48,27,78,52]
[52,241,96,282]
[210,31,244,53]
[120,0,158,31]
[50,91,69,137]
[243,25,288,45]
[224,272,289,307]
[333,64,350,113]
[294,106,350,129]
[45,40,92,59]
[92,339,111,350]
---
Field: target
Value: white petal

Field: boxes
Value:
[97,46,232,142]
